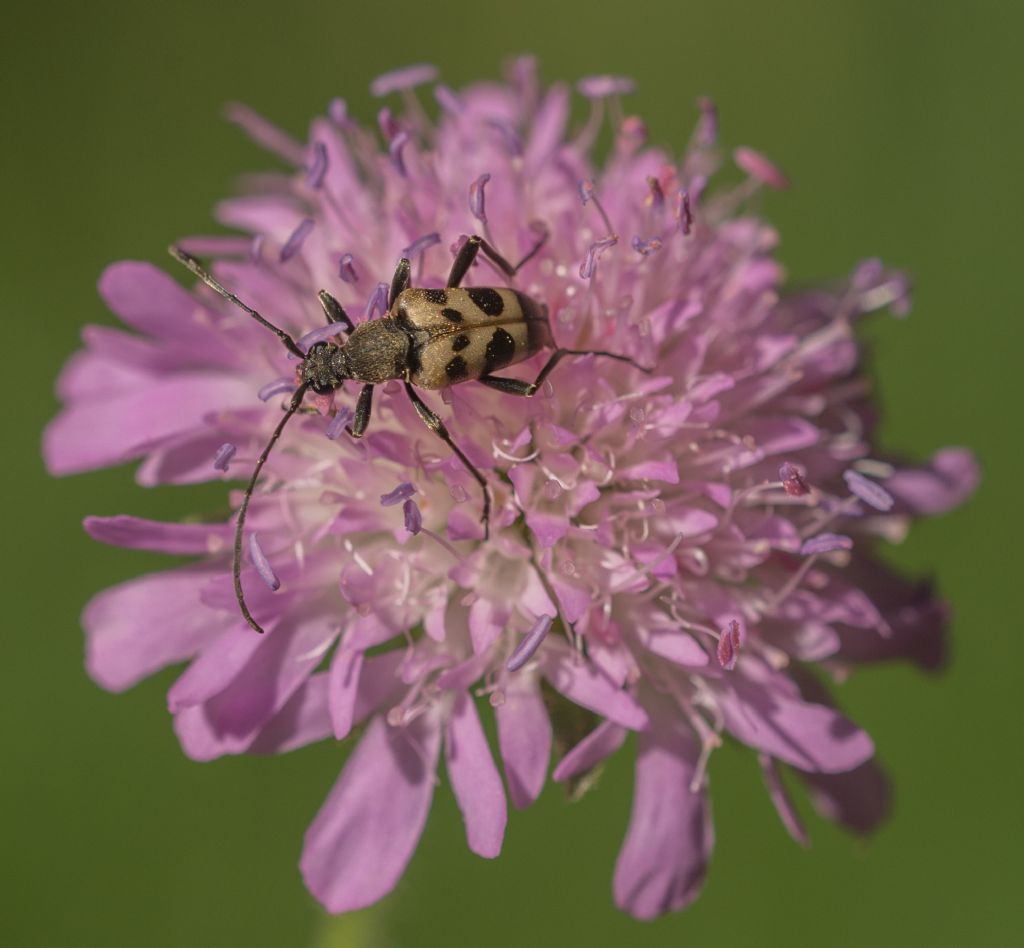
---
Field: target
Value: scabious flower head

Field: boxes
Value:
[44,59,979,918]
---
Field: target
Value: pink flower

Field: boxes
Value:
[44,61,979,918]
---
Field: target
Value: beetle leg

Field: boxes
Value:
[446,227,549,287]
[318,290,355,333]
[477,375,533,396]
[480,348,651,397]
[389,257,412,308]
[345,384,374,438]
[403,382,491,539]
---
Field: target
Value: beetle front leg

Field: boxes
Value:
[389,258,412,307]
[317,290,355,333]
[403,382,491,539]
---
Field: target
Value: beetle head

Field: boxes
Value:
[300,342,350,395]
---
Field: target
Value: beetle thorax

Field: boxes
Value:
[338,318,412,384]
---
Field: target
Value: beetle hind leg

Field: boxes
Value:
[479,348,651,398]
[403,382,491,539]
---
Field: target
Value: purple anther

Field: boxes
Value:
[696,97,718,147]
[258,378,296,402]
[338,253,359,284]
[212,443,236,472]
[780,462,811,497]
[631,236,663,256]
[403,498,423,535]
[280,218,315,263]
[578,178,596,205]
[403,232,441,258]
[717,619,741,671]
[844,469,895,512]
[380,482,417,507]
[676,190,693,235]
[325,407,352,441]
[377,107,401,141]
[389,131,410,177]
[370,64,439,97]
[620,115,647,143]
[298,322,345,351]
[485,118,523,157]
[328,98,348,126]
[645,176,665,211]
[579,236,618,280]
[364,282,390,320]
[305,142,328,190]
[801,533,854,556]
[434,84,462,113]
[469,173,491,224]
[734,147,790,190]
[248,533,281,591]
[852,258,885,290]
[577,75,636,98]
[507,615,555,672]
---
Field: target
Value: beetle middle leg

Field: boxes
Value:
[403,382,491,539]
[479,348,651,397]
[447,228,549,288]
[347,384,375,438]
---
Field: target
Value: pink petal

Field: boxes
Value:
[44,375,255,476]
[715,663,874,773]
[619,457,680,484]
[300,713,441,913]
[885,448,980,515]
[550,575,592,624]
[248,674,333,755]
[84,515,231,555]
[613,717,712,919]
[469,597,508,654]
[167,625,264,712]
[328,647,364,740]
[645,629,709,667]
[495,673,552,809]
[798,757,891,835]
[734,146,790,189]
[173,614,336,760]
[250,652,407,756]
[83,566,225,692]
[445,692,507,858]
[540,643,649,731]
[98,261,223,346]
[759,754,809,847]
[552,720,627,782]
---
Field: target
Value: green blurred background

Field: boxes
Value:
[4,1,1020,945]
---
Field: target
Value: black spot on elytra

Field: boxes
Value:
[422,289,448,305]
[441,307,463,323]
[467,287,504,316]
[451,334,471,352]
[445,355,469,381]
[484,327,516,373]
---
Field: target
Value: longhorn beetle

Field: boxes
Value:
[170,232,648,634]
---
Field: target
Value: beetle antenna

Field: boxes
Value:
[169,246,305,358]
[234,383,310,633]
